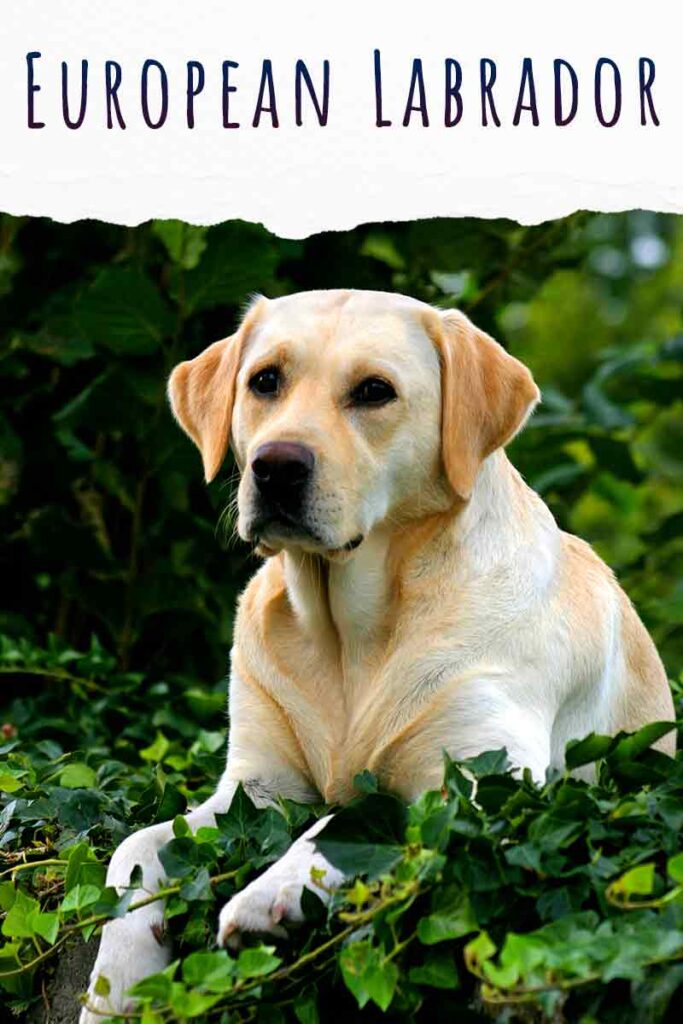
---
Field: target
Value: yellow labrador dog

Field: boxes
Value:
[82,289,674,1020]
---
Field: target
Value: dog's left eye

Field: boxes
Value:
[350,377,397,407]
[249,367,280,397]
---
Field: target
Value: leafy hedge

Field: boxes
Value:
[0,637,681,1022]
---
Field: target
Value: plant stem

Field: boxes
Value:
[0,666,104,692]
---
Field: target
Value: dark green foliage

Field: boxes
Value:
[0,642,681,1021]
[2,212,682,677]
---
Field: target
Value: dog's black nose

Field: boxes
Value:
[251,442,314,501]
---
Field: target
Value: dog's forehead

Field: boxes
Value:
[249,290,436,362]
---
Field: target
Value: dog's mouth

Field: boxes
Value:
[337,534,364,553]
[250,514,363,558]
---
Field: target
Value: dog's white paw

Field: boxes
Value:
[217,818,343,949]
[79,912,171,1023]
[217,874,305,948]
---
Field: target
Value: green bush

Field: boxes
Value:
[0,638,681,1021]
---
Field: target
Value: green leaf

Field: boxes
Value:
[64,842,103,892]
[461,748,510,777]
[1,889,40,938]
[59,763,96,789]
[364,958,398,1011]
[236,945,281,978]
[129,972,173,1001]
[293,987,320,1024]
[172,814,192,838]
[417,886,477,944]
[215,784,260,846]
[608,722,676,763]
[315,794,407,880]
[409,949,460,989]
[27,910,59,945]
[565,733,614,769]
[179,867,213,902]
[353,770,378,794]
[182,223,279,314]
[339,942,373,1009]
[465,931,497,971]
[610,863,656,897]
[94,974,111,997]
[339,942,397,1011]
[140,732,170,763]
[60,883,102,916]
[158,837,209,879]
[152,221,208,270]
[167,987,222,1018]
[667,852,683,884]
[0,774,24,794]
[182,951,235,993]
[74,267,173,355]
[0,882,16,911]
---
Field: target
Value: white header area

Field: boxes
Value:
[1,1,681,236]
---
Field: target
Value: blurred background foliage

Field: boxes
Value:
[0,210,681,691]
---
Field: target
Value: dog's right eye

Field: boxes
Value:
[249,367,280,397]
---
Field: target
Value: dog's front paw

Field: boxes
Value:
[217,874,305,949]
[79,913,171,1023]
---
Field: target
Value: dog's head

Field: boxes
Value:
[168,290,539,558]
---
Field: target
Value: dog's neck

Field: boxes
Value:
[281,530,393,662]
[280,451,557,661]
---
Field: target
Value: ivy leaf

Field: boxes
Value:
[158,837,212,879]
[236,946,281,978]
[27,910,59,945]
[608,722,676,763]
[74,268,173,355]
[179,867,213,902]
[565,732,614,769]
[364,958,399,1011]
[182,224,279,314]
[140,732,170,763]
[1,890,40,938]
[417,885,477,944]
[409,948,460,989]
[339,942,398,1011]
[60,884,102,916]
[181,951,235,993]
[667,852,683,884]
[215,784,260,847]
[315,794,407,879]
[59,763,96,789]
[353,770,378,794]
[609,863,656,898]
[293,986,320,1024]
[152,221,208,271]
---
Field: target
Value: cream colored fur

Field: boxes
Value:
[81,289,674,1021]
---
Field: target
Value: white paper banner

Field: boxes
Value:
[1,0,680,236]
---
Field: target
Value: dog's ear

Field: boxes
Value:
[427,309,540,501]
[168,299,265,482]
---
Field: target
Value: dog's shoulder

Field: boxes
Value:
[236,556,288,634]
[558,530,621,598]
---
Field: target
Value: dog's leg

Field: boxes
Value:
[434,676,554,786]
[81,654,318,1022]
[80,785,237,1023]
[216,814,344,946]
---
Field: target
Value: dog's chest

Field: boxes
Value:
[281,633,465,804]
[251,554,517,803]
